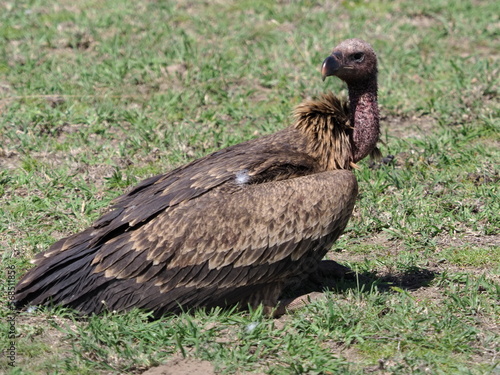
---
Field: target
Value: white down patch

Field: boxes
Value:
[235,169,250,185]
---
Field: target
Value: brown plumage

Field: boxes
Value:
[15,39,380,317]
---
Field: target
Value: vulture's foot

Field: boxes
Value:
[272,292,325,317]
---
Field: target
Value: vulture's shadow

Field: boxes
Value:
[282,260,437,299]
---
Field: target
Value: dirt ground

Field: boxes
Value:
[141,357,270,375]
[141,358,217,375]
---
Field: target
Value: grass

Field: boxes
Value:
[0,0,499,373]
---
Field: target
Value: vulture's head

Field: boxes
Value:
[321,38,377,84]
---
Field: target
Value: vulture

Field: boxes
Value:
[15,38,380,317]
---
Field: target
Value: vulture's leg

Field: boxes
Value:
[241,282,284,316]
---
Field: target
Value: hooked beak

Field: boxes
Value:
[321,52,342,81]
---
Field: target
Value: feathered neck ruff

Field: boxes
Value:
[293,92,353,170]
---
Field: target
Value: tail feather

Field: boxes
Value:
[15,239,100,308]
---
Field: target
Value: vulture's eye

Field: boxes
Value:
[352,52,364,62]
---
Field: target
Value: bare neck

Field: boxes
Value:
[348,78,379,162]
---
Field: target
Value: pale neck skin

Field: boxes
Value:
[348,77,380,162]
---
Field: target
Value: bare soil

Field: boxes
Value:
[141,358,216,375]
